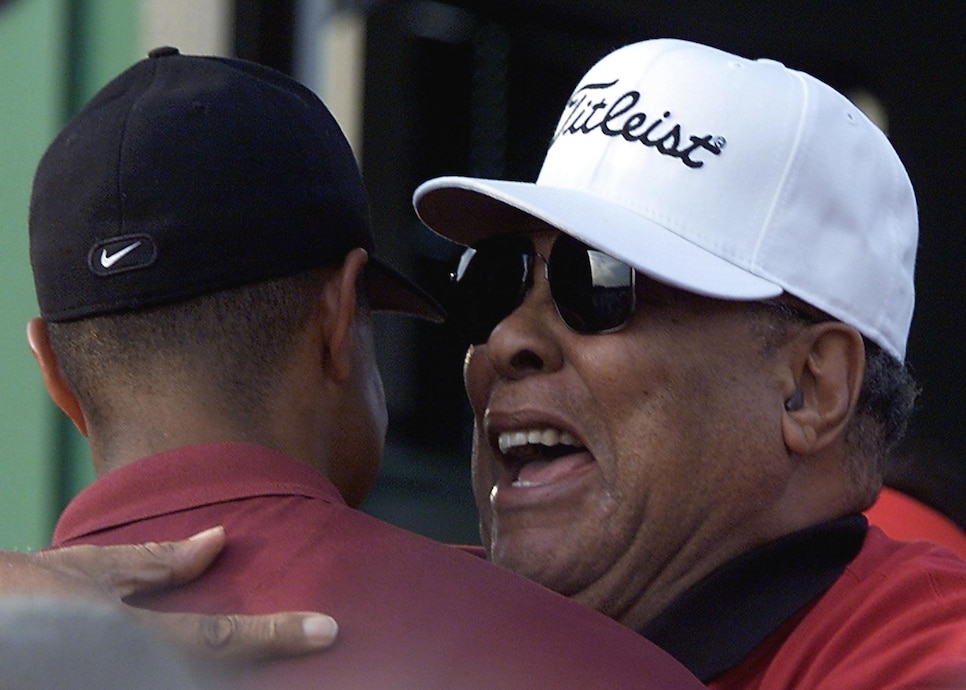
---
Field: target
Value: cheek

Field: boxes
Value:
[463,345,490,416]
[336,346,387,506]
[582,345,716,515]
[368,369,388,436]
[355,352,388,451]
[465,347,496,540]
[470,427,494,544]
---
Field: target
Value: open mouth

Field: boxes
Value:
[497,427,591,488]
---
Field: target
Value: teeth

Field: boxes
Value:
[498,431,526,453]
[498,428,579,454]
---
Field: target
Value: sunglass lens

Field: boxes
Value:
[453,236,532,344]
[548,235,635,334]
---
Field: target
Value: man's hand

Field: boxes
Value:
[0,526,338,661]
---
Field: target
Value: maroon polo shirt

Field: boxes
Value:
[53,443,703,690]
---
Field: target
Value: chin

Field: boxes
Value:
[489,531,580,593]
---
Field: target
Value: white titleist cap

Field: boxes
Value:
[413,39,918,360]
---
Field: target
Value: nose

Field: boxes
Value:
[482,267,565,379]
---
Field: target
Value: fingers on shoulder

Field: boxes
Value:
[38,527,227,598]
[133,610,339,662]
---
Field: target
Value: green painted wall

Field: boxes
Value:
[0,0,137,550]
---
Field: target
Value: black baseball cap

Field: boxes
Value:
[30,46,443,323]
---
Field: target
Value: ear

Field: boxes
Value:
[26,318,88,437]
[319,248,369,383]
[781,322,864,457]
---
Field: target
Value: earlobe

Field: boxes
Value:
[320,249,369,383]
[26,318,89,437]
[781,323,864,457]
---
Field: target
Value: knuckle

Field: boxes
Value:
[267,616,280,646]
[102,543,177,594]
[133,541,173,562]
[201,614,238,651]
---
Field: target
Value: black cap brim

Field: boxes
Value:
[368,259,445,323]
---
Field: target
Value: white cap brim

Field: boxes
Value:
[414,176,784,302]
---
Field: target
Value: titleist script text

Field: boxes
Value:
[552,80,725,168]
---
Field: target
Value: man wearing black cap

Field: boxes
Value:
[18,47,701,689]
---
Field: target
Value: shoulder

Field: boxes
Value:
[865,487,966,558]
[776,527,966,688]
[715,527,966,689]
[839,525,966,597]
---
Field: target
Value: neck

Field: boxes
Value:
[87,389,329,478]
[90,408,257,477]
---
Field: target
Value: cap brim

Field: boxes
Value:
[413,176,784,302]
[368,258,445,323]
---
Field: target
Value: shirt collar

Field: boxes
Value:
[53,442,344,544]
[640,515,868,682]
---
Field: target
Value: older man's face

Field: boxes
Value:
[463,229,795,629]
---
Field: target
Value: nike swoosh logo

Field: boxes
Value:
[100,241,142,268]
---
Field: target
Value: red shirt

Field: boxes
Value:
[710,527,966,688]
[865,486,966,558]
[53,443,703,690]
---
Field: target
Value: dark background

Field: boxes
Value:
[235,0,966,541]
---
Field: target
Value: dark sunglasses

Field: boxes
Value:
[451,234,636,345]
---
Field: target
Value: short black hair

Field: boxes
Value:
[47,268,336,431]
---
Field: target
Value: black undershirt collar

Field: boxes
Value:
[639,515,868,683]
